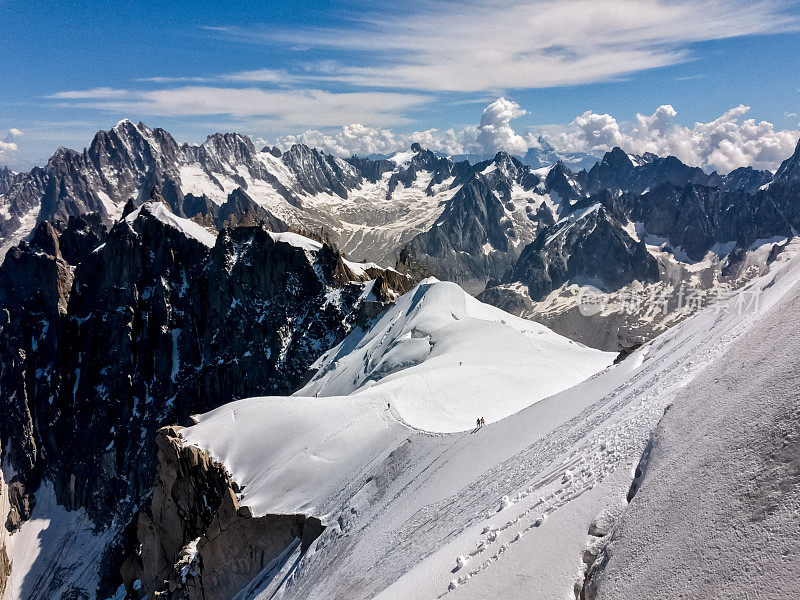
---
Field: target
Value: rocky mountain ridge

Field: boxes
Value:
[0,201,411,598]
[3,122,800,350]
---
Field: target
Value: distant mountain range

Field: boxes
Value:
[2,120,799,349]
[1,120,800,600]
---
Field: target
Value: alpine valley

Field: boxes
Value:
[1,120,799,600]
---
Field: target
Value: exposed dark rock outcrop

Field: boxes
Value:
[773,138,800,185]
[545,162,586,206]
[282,144,362,198]
[346,155,395,183]
[122,427,324,600]
[585,147,720,197]
[215,188,287,230]
[0,167,15,197]
[0,204,410,597]
[721,166,773,194]
[508,197,660,299]
[401,176,513,293]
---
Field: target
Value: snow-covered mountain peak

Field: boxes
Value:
[199,131,258,158]
[176,239,800,600]
[296,277,613,432]
[124,200,217,247]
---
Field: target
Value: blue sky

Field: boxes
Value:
[2,0,800,170]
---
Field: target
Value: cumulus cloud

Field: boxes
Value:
[549,104,800,172]
[46,84,800,173]
[273,98,529,157]
[276,124,401,157]
[474,98,529,155]
[0,129,22,166]
[559,111,627,153]
[271,99,799,172]
[0,140,17,166]
[273,124,472,158]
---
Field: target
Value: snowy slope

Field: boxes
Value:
[584,280,800,599]
[125,201,217,247]
[181,241,800,600]
[4,484,117,600]
[182,280,614,517]
[297,278,613,432]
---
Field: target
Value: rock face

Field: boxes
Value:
[1,125,799,597]
[400,152,544,293]
[123,427,325,600]
[282,143,362,198]
[585,147,722,197]
[403,177,510,292]
[0,204,410,597]
[0,167,15,197]
[0,443,12,600]
[509,196,660,300]
[0,121,367,257]
[479,142,800,349]
[773,138,800,184]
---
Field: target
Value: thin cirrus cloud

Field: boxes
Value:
[46,0,800,134]
[47,86,429,127]
[207,0,800,92]
[136,70,294,84]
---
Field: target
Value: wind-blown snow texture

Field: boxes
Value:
[180,241,800,600]
[587,274,800,599]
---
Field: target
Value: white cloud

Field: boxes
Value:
[559,110,628,153]
[48,86,429,127]
[272,99,800,173]
[0,128,23,165]
[273,97,530,157]
[220,69,292,83]
[275,124,400,157]
[547,104,800,172]
[0,140,18,166]
[50,87,131,99]
[215,0,800,92]
[43,85,800,173]
[474,98,529,155]
[273,124,472,158]
[136,76,212,83]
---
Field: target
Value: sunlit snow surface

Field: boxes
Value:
[183,281,613,517]
[181,242,800,600]
[125,201,217,247]
[121,204,400,276]
[297,278,613,432]
[5,484,115,600]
